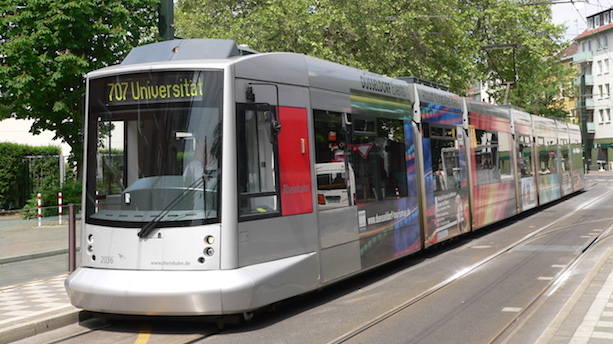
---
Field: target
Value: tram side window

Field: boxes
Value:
[474,129,512,185]
[430,126,461,191]
[237,107,279,217]
[97,120,126,197]
[537,136,557,174]
[352,117,408,203]
[560,139,571,171]
[313,110,353,209]
[517,135,533,177]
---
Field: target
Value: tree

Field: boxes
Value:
[176,0,479,91]
[175,0,572,116]
[0,0,159,172]
[463,0,574,117]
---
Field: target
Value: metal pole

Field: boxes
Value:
[68,203,76,272]
[159,0,174,41]
[58,192,63,225]
[37,193,42,227]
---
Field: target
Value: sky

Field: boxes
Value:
[551,0,613,40]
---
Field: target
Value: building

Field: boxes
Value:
[561,41,579,124]
[573,7,613,171]
[0,117,71,156]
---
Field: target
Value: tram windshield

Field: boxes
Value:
[85,70,223,227]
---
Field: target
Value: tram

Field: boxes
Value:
[65,39,584,316]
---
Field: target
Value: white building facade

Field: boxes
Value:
[574,7,613,171]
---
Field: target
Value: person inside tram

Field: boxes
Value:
[183,139,205,180]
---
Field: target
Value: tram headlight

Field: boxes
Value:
[204,247,215,256]
[87,234,94,243]
[205,235,215,245]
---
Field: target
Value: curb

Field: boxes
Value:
[0,308,92,344]
[0,249,68,266]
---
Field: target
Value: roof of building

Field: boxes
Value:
[575,22,613,40]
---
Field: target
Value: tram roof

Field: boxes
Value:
[465,98,510,119]
[88,39,411,101]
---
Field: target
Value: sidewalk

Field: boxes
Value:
[0,275,88,344]
[2,172,613,343]
[0,215,76,265]
[0,215,87,344]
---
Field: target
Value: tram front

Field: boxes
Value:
[65,68,239,315]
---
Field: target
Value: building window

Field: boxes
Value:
[595,15,601,27]
[606,12,611,24]
[606,59,610,74]
[599,85,604,98]
[600,109,605,123]
[605,34,609,49]
[598,60,603,74]
[608,108,612,123]
[606,84,610,98]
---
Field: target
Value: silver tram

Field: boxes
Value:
[65,39,584,316]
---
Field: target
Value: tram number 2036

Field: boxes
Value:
[100,256,114,264]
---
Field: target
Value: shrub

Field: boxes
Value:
[21,179,82,219]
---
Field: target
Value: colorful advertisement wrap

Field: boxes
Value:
[536,145,560,204]
[520,178,537,211]
[421,102,469,247]
[350,90,421,269]
[468,111,517,228]
[571,143,584,191]
[357,198,420,268]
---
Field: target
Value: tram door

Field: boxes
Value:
[237,103,281,217]
[422,123,470,247]
[236,103,313,217]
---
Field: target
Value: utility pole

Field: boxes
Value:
[159,0,174,41]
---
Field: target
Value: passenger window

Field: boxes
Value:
[351,116,408,203]
[237,105,280,217]
[517,135,533,177]
[474,129,512,185]
[313,110,353,210]
[430,125,461,191]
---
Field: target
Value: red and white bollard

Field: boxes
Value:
[37,193,42,227]
[95,191,99,213]
[58,192,63,225]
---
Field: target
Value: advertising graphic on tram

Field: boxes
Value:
[350,90,421,268]
[419,99,469,247]
[534,117,562,204]
[467,103,517,229]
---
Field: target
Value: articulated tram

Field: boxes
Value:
[65,39,584,316]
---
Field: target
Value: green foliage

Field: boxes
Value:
[0,142,61,209]
[0,0,160,172]
[176,0,573,115]
[21,178,82,219]
[464,0,574,117]
[176,0,476,91]
[97,148,124,196]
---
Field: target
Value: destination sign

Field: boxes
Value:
[106,78,204,103]
[92,71,219,106]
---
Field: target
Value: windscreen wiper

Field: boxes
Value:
[137,176,205,238]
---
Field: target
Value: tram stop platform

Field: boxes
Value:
[2,171,613,343]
